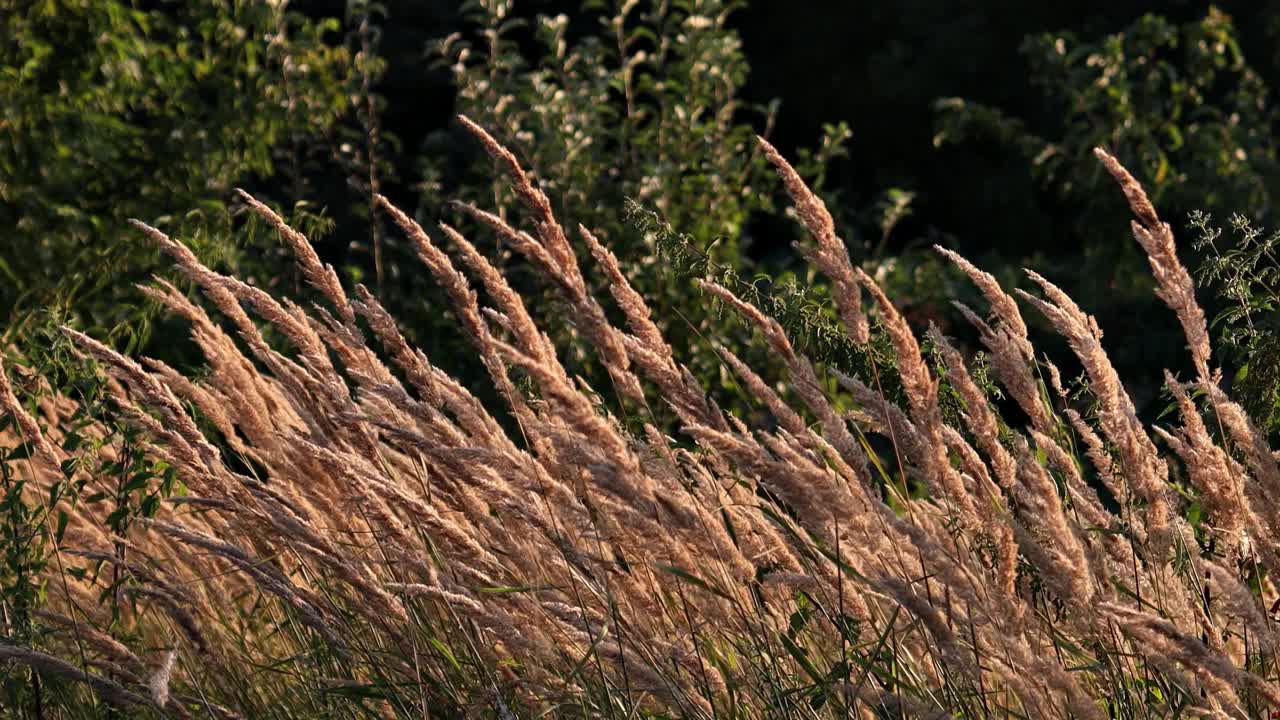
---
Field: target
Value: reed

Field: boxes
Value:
[1,117,1278,718]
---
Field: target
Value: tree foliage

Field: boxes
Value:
[936,8,1277,226]
[934,7,1280,413]
[0,0,354,349]
[409,0,858,411]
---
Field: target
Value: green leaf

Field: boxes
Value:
[123,470,153,493]
[140,495,161,518]
[55,510,69,543]
[476,585,532,594]
[429,638,462,672]
[657,564,732,600]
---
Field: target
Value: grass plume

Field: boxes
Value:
[1,118,1279,718]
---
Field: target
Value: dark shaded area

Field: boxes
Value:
[277,0,1280,418]
[733,0,1276,257]
[725,0,1280,415]
[11,0,1274,418]
[289,0,1279,262]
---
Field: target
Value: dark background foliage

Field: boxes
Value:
[7,0,1280,425]
[295,0,1280,256]
[10,4,1280,714]
[293,0,1280,418]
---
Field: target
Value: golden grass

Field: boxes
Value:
[2,120,1279,718]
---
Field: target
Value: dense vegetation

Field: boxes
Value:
[6,0,1280,717]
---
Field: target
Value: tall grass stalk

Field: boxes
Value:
[2,118,1279,718]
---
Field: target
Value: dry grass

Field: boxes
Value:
[2,119,1279,718]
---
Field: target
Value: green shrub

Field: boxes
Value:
[408,0,863,416]
[934,8,1279,401]
[0,0,354,350]
[1190,210,1280,435]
